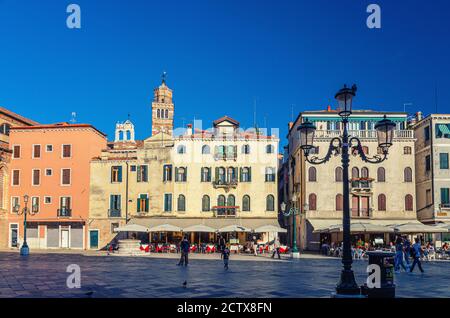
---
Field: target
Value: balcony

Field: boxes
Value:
[351,178,373,192]
[212,206,239,218]
[314,130,414,139]
[108,209,122,218]
[440,203,450,210]
[212,179,238,192]
[214,153,237,161]
[57,208,72,217]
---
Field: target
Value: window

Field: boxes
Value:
[33,145,41,158]
[242,144,250,154]
[137,194,149,213]
[242,195,250,211]
[308,167,317,182]
[362,146,369,155]
[424,126,430,141]
[227,194,235,207]
[217,195,226,206]
[164,194,172,212]
[137,165,148,182]
[157,109,160,118]
[201,167,211,182]
[61,169,71,185]
[62,144,72,158]
[405,194,414,211]
[217,167,226,183]
[177,145,186,154]
[109,195,121,217]
[266,144,274,154]
[130,165,137,172]
[378,194,386,211]
[45,169,52,176]
[12,170,20,186]
[435,123,450,139]
[404,167,412,182]
[404,146,412,155]
[377,147,384,155]
[163,165,172,182]
[309,146,320,155]
[11,197,20,213]
[44,196,52,204]
[441,188,450,207]
[31,197,39,213]
[240,167,251,182]
[177,195,186,212]
[426,189,432,206]
[377,167,385,182]
[266,195,275,211]
[352,167,359,179]
[440,153,449,169]
[111,166,122,183]
[46,145,53,152]
[361,167,369,179]
[335,194,343,211]
[165,109,168,118]
[175,167,187,182]
[335,167,343,182]
[265,167,276,182]
[32,169,40,186]
[13,145,20,159]
[202,195,210,212]
[59,197,71,216]
[227,167,237,182]
[0,123,11,135]
[425,155,431,172]
[202,145,210,154]
[308,193,317,211]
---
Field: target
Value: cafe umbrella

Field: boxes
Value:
[183,224,217,246]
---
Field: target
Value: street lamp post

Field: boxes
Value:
[17,194,37,256]
[297,85,396,296]
[281,193,300,258]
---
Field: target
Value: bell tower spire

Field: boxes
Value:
[151,72,174,136]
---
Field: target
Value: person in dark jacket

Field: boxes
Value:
[218,235,226,252]
[178,236,190,266]
[410,237,424,273]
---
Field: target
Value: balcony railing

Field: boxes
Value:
[108,209,122,218]
[352,208,372,218]
[212,179,238,189]
[57,208,72,217]
[314,130,414,139]
[214,153,237,161]
[212,206,239,217]
[351,178,373,190]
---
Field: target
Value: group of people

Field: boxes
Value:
[394,236,424,273]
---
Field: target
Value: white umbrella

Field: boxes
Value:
[394,222,444,233]
[183,224,217,233]
[148,224,182,232]
[218,225,252,232]
[114,224,149,233]
[254,225,287,233]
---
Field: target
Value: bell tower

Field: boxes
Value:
[151,72,174,136]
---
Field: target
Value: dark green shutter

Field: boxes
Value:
[184,167,187,181]
[239,168,243,182]
[118,166,123,182]
[248,167,252,182]
[215,167,219,181]
[175,167,179,182]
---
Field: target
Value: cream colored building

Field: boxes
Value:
[88,79,280,249]
[286,108,418,251]
[411,113,450,226]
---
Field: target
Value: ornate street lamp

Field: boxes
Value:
[297,85,396,296]
[17,194,37,256]
[281,192,300,258]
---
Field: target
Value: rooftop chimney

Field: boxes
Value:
[186,124,193,136]
[288,122,294,130]
[327,105,331,112]
[416,111,423,122]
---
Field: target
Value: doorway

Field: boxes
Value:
[89,230,99,249]
[61,228,70,248]
[10,223,18,247]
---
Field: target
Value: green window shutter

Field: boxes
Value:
[440,153,449,169]
[248,167,252,182]
[239,167,243,182]
[110,195,114,210]
[145,198,149,212]
[184,167,187,181]
[175,167,179,182]
[215,167,219,181]
[137,197,141,212]
[442,188,450,205]
[118,166,123,182]
[117,195,121,210]
[137,166,141,182]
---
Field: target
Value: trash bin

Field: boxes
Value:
[361,251,395,298]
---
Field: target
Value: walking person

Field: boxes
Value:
[251,235,258,256]
[271,236,281,259]
[394,236,407,273]
[410,237,424,273]
[218,235,226,253]
[177,236,190,266]
[222,245,230,270]
[403,237,411,270]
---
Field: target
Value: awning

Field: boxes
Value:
[148,224,182,232]
[254,225,287,233]
[183,224,217,233]
[309,219,422,233]
[327,222,394,234]
[394,222,448,233]
[438,124,450,135]
[114,224,149,233]
[218,225,252,232]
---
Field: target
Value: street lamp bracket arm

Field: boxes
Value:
[349,137,387,164]
[305,137,342,165]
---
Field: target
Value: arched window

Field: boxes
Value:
[335,194,343,211]
[266,195,275,211]
[202,145,210,154]
[227,195,235,207]
[227,167,237,182]
[242,195,250,211]
[240,167,251,182]
[309,193,317,211]
[177,145,186,154]
[377,167,386,182]
[157,109,160,118]
[177,195,186,212]
[378,194,386,211]
[202,195,210,211]
[362,146,369,155]
[218,195,226,206]
[308,167,317,182]
[266,145,274,154]
[361,167,369,179]
[201,167,211,182]
[165,109,168,118]
[405,194,414,211]
[352,167,359,179]
[335,167,343,182]
[0,167,4,208]
[218,167,226,183]
[404,146,412,155]
[242,144,250,154]
[175,167,187,182]
[404,167,412,182]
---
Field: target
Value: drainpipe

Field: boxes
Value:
[125,151,129,224]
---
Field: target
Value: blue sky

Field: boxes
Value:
[0,0,449,146]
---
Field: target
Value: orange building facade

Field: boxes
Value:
[6,123,106,249]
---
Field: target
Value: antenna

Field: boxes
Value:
[403,102,412,113]
[435,82,438,113]
[70,112,77,124]
[253,97,257,129]
[291,104,295,122]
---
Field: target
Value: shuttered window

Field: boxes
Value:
[405,195,413,211]
[62,144,72,158]
[33,145,41,158]
[32,169,40,186]
[62,169,71,185]
[13,145,21,159]
[111,166,122,183]
[12,170,20,186]
[378,194,386,211]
